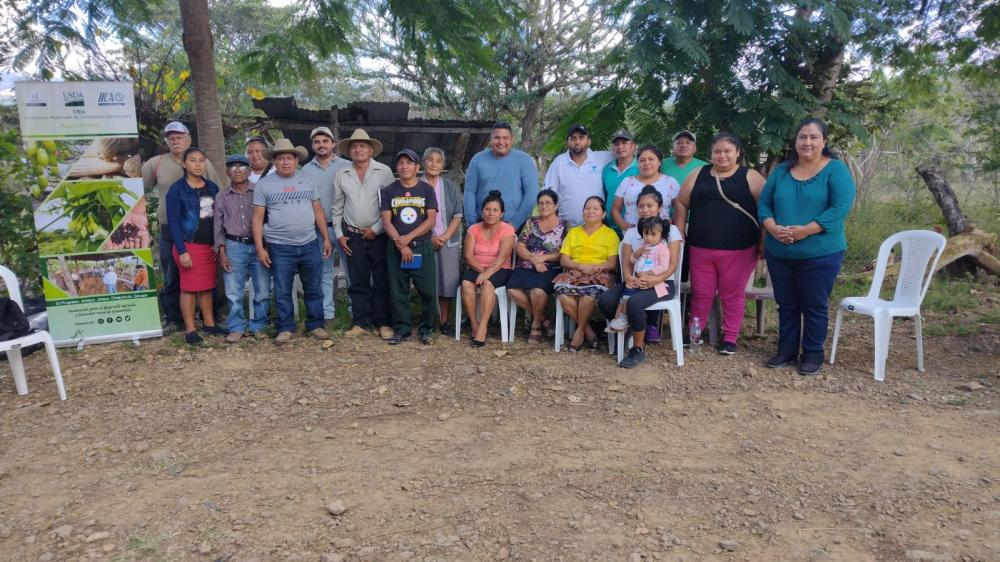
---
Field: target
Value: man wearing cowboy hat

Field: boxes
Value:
[252,138,333,344]
[331,129,395,339]
[141,121,222,333]
[302,126,351,323]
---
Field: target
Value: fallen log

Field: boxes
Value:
[840,228,999,283]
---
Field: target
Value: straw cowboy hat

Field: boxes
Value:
[265,138,309,161]
[338,128,383,158]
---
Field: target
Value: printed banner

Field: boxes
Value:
[15,81,138,140]
[17,80,162,346]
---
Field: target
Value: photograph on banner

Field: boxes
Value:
[34,177,146,255]
[24,137,142,206]
[42,251,155,300]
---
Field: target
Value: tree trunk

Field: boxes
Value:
[178,0,227,182]
[917,165,969,236]
[519,95,545,157]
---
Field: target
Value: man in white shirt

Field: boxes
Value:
[543,124,612,226]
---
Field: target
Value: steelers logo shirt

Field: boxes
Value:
[380,179,439,242]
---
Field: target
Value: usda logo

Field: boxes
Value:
[62,90,85,107]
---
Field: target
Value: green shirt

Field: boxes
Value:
[758,159,856,259]
[661,157,707,186]
[601,158,638,225]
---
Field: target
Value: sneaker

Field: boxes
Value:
[420,332,434,345]
[225,332,243,344]
[765,353,798,368]
[619,346,646,369]
[606,315,628,332]
[378,326,394,340]
[719,342,737,355]
[275,331,293,344]
[645,325,661,344]
[309,327,330,340]
[184,331,203,345]
[388,333,410,345]
[797,356,823,376]
[203,324,227,336]
[345,325,370,338]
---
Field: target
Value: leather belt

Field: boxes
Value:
[344,224,365,235]
[224,234,253,244]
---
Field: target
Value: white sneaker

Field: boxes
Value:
[607,315,628,332]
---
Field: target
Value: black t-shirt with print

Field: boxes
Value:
[192,192,216,245]
[380,180,438,243]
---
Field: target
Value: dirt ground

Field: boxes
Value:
[1,308,998,562]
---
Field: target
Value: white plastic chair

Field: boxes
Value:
[455,247,515,343]
[553,297,615,352]
[608,241,685,366]
[830,230,947,382]
[0,266,67,400]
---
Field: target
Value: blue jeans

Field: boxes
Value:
[158,229,183,324]
[223,239,271,334]
[269,239,324,333]
[321,226,346,320]
[105,283,117,294]
[765,250,844,361]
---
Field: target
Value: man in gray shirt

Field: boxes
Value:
[252,139,333,344]
[301,126,351,323]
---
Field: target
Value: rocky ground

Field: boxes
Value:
[0,308,998,562]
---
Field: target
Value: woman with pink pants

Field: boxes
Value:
[673,132,765,355]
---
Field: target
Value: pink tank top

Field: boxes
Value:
[469,222,515,269]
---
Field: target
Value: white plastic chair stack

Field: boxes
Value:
[600,241,685,366]
[0,265,67,400]
[830,230,947,382]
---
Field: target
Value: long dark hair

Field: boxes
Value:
[709,132,744,165]
[787,117,838,164]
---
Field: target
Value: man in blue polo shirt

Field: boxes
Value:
[602,130,639,230]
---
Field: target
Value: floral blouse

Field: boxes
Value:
[515,217,569,269]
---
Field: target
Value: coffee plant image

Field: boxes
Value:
[35,180,135,254]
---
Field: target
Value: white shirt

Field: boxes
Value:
[615,175,681,227]
[543,149,613,227]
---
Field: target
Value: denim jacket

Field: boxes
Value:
[165,176,219,255]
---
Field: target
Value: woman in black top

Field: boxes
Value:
[673,132,765,355]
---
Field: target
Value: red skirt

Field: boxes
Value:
[173,242,217,292]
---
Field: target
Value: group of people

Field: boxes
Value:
[145,115,854,374]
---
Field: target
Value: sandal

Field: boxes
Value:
[541,319,556,338]
[527,327,544,344]
[585,338,600,350]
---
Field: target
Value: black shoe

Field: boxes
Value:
[439,323,452,335]
[797,357,823,375]
[683,332,691,348]
[184,331,203,345]
[471,338,486,348]
[420,332,434,345]
[719,342,737,355]
[765,353,798,368]
[388,334,410,345]
[619,346,646,369]
[203,324,226,336]
[163,321,184,335]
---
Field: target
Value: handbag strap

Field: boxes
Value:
[714,171,759,229]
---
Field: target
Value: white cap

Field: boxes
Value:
[163,121,190,137]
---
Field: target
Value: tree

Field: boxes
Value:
[358,0,621,156]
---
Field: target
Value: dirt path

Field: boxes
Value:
[1,314,998,562]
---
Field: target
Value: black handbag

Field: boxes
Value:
[0,297,31,342]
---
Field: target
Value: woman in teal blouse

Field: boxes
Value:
[758,118,855,375]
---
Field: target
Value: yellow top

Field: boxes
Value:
[560,224,620,265]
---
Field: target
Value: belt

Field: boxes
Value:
[224,234,253,244]
[343,224,365,235]
[326,221,334,227]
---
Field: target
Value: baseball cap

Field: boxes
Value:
[225,154,250,167]
[163,121,190,137]
[610,130,634,142]
[567,124,589,137]
[310,126,335,141]
[394,148,420,164]
[673,130,697,142]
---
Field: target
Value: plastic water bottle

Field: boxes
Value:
[690,317,702,354]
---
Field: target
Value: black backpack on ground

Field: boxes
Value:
[0,297,31,342]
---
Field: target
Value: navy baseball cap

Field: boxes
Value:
[225,154,250,166]
[394,148,420,164]
[567,124,590,137]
